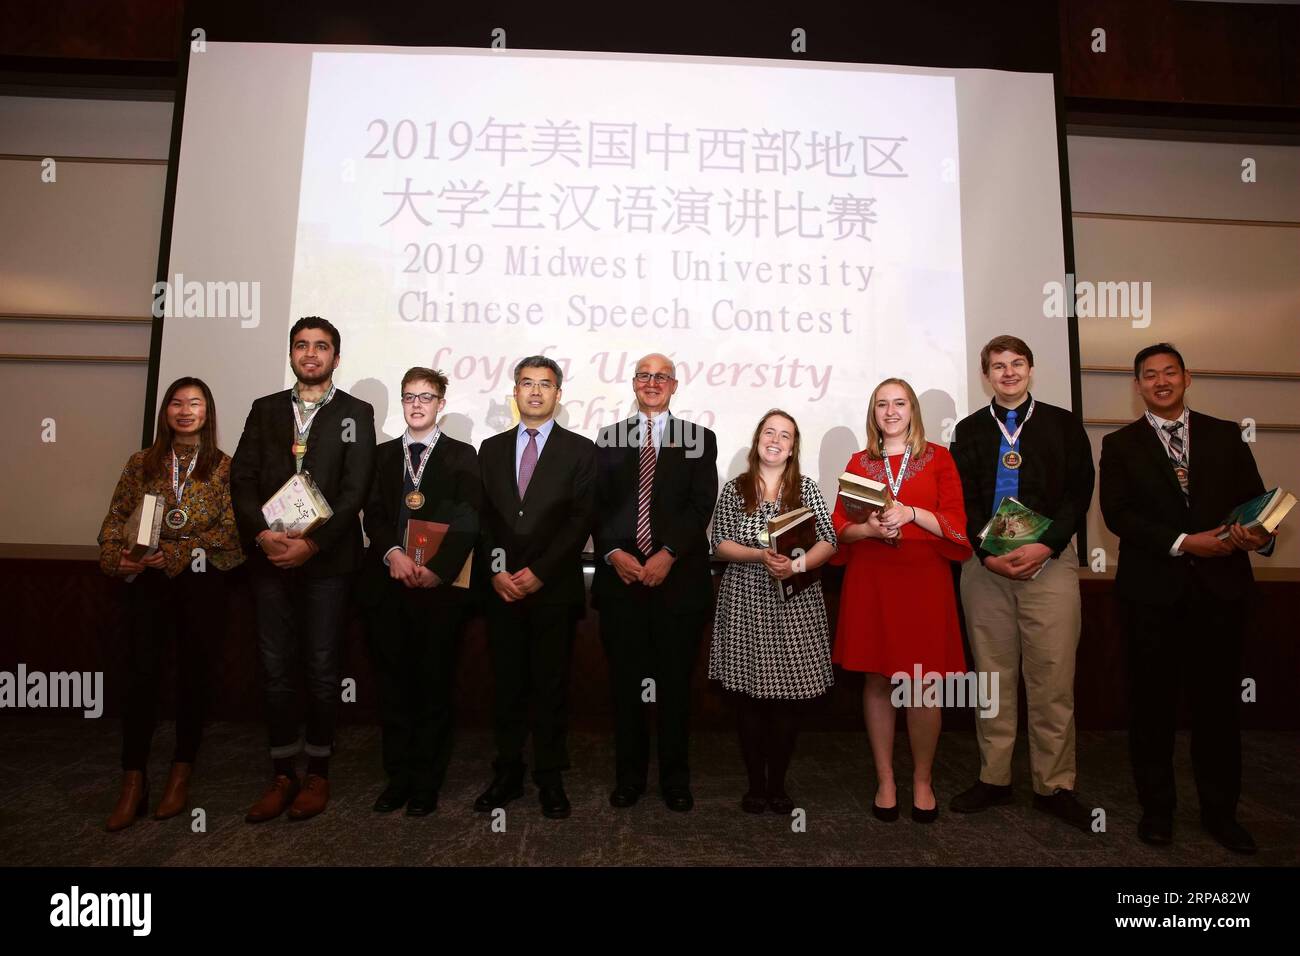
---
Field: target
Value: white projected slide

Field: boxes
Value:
[288,51,965,469]
[158,44,1069,495]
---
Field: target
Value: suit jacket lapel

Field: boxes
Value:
[653,414,680,496]
[1136,417,1186,505]
[519,423,560,508]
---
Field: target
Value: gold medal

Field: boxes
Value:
[1001,450,1022,470]
[1174,465,1188,483]
[292,441,307,456]
[405,490,425,510]
[164,508,188,530]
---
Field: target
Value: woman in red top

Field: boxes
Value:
[832,378,971,823]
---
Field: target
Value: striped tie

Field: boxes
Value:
[1163,421,1188,497]
[636,423,656,555]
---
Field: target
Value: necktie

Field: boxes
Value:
[518,428,539,499]
[636,422,657,554]
[1163,421,1189,498]
[407,442,425,475]
[992,409,1020,516]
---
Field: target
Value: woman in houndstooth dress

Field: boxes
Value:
[709,410,837,815]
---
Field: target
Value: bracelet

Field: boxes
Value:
[911,506,917,522]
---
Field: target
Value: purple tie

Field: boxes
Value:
[517,428,539,499]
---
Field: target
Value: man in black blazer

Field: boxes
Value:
[360,366,478,817]
[1100,343,1275,853]
[231,316,376,822]
[474,355,596,819]
[593,353,717,812]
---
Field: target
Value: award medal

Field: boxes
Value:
[290,383,336,473]
[403,428,440,512]
[990,398,1034,472]
[166,445,198,530]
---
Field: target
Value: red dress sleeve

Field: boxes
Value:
[930,446,973,562]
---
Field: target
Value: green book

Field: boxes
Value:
[1215,488,1294,540]
[977,496,1053,556]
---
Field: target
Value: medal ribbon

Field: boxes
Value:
[402,428,441,492]
[881,444,912,499]
[291,382,336,473]
[171,445,199,509]
[990,397,1035,450]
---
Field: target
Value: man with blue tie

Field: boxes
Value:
[474,356,596,819]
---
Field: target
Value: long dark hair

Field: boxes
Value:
[143,377,220,480]
[736,409,804,515]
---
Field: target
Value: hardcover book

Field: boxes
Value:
[1216,487,1294,540]
[976,496,1053,556]
[765,507,821,602]
[261,470,333,535]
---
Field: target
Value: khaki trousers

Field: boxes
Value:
[959,545,1081,794]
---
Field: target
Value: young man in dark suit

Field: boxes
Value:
[949,335,1095,830]
[231,316,376,822]
[360,367,478,817]
[474,355,596,819]
[593,353,718,813]
[1100,343,1275,853]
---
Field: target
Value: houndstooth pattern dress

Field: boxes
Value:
[708,475,837,699]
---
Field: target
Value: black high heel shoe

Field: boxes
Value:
[872,801,900,822]
[911,803,939,824]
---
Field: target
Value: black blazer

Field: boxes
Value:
[478,422,597,609]
[360,433,480,606]
[950,398,1094,562]
[1099,410,1266,606]
[591,414,718,612]
[230,387,377,578]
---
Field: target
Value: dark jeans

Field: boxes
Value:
[599,594,706,790]
[485,600,578,787]
[250,569,352,759]
[1123,594,1244,823]
[121,567,227,771]
[366,591,466,794]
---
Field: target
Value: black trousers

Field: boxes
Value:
[1122,593,1244,823]
[485,600,579,787]
[249,569,353,759]
[366,591,466,794]
[599,593,706,790]
[121,567,227,772]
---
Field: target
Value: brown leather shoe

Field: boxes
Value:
[287,773,330,821]
[245,774,300,824]
[106,771,149,832]
[154,762,192,820]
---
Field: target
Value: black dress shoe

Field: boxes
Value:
[663,786,694,812]
[871,802,899,822]
[911,803,939,824]
[741,791,768,814]
[405,792,438,817]
[1137,813,1173,846]
[474,775,525,813]
[609,784,644,808]
[1033,788,1093,832]
[949,780,1013,814]
[539,784,571,819]
[768,791,795,815]
[372,783,410,813]
[1203,817,1257,855]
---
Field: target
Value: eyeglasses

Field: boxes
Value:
[634,372,675,384]
[401,392,443,405]
[517,379,556,391]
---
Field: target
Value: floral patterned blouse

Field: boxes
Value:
[98,448,245,577]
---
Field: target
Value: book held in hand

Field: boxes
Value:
[1215,487,1294,541]
[977,496,1053,556]
[404,519,473,589]
[261,470,333,535]
[837,472,889,521]
[763,507,821,602]
[124,493,165,562]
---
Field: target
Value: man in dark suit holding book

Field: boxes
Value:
[360,366,478,817]
[593,353,718,812]
[231,316,376,822]
[474,355,596,819]
[1100,343,1275,853]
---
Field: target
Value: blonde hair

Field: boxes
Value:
[864,378,927,460]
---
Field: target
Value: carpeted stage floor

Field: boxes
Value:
[1,719,1295,867]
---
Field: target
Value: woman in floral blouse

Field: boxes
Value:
[97,376,243,831]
